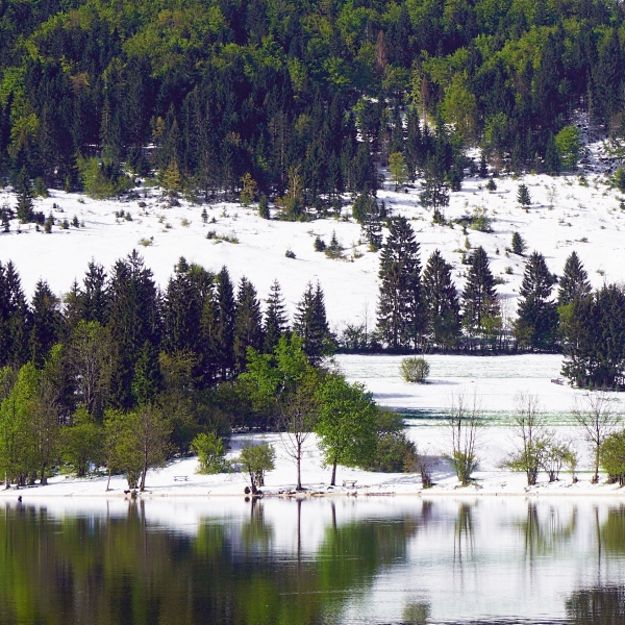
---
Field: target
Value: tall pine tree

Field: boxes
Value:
[376,216,424,349]
[462,247,498,338]
[422,250,461,349]
[293,282,333,365]
[558,251,591,306]
[515,252,558,351]
[233,277,264,372]
[263,280,289,353]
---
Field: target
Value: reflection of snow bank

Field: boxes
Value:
[4,427,625,501]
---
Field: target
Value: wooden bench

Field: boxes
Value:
[173,476,189,482]
[342,479,357,488]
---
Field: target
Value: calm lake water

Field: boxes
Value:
[2,497,625,624]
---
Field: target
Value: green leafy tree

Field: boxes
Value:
[315,375,378,486]
[555,125,581,170]
[60,406,103,477]
[388,151,408,190]
[191,432,229,474]
[239,443,275,493]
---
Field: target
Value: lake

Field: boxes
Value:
[2,497,625,624]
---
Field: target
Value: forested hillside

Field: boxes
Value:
[1,0,625,202]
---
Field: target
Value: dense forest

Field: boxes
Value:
[1,0,625,205]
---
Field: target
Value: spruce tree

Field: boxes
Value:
[107,251,161,409]
[514,252,558,350]
[1,205,10,232]
[214,266,236,378]
[517,183,531,210]
[294,282,333,365]
[82,262,109,325]
[422,250,461,349]
[233,277,264,372]
[263,280,289,353]
[558,251,591,306]
[376,216,424,349]
[15,169,34,224]
[29,280,62,367]
[0,261,31,367]
[511,232,526,256]
[462,247,498,337]
[132,340,163,405]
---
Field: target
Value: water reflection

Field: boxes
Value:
[1,498,625,624]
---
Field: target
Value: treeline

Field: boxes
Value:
[0,0,624,206]
[0,251,342,487]
[368,216,625,390]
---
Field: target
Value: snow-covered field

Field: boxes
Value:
[335,353,625,419]
[1,167,625,332]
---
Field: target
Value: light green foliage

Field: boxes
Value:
[315,375,378,484]
[0,362,40,483]
[192,432,229,474]
[60,407,103,477]
[554,125,581,170]
[239,443,275,492]
[388,152,408,189]
[400,357,430,383]
[104,405,172,490]
[77,156,132,199]
[601,429,625,485]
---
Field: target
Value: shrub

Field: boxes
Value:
[239,443,275,492]
[192,432,230,474]
[601,429,625,485]
[285,249,296,259]
[366,432,417,472]
[486,178,497,191]
[400,357,430,383]
[314,236,326,252]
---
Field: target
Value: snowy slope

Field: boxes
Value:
[0,166,624,332]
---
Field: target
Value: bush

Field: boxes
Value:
[239,443,275,492]
[366,432,417,472]
[192,432,230,474]
[400,357,430,383]
[285,249,296,259]
[601,429,625,485]
[486,178,497,191]
[314,236,326,252]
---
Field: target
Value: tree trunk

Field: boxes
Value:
[140,462,148,492]
[40,465,47,486]
[106,467,112,491]
[331,459,337,486]
[593,448,600,484]
[296,449,302,491]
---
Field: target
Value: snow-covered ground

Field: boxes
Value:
[1,167,625,332]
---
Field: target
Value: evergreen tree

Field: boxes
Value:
[233,277,264,372]
[517,183,531,209]
[558,251,591,306]
[15,169,34,224]
[29,280,62,367]
[213,266,236,378]
[462,247,498,337]
[511,232,526,256]
[82,262,109,324]
[422,250,461,349]
[0,261,30,367]
[107,251,161,409]
[293,282,333,365]
[376,216,424,349]
[263,280,289,353]
[515,252,558,351]
[132,340,163,405]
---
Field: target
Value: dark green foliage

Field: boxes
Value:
[514,252,558,351]
[258,194,270,219]
[462,247,499,337]
[366,431,417,473]
[558,251,591,306]
[233,277,264,373]
[422,250,461,349]
[293,282,333,366]
[1,205,11,232]
[29,280,62,367]
[132,341,163,405]
[0,261,30,367]
[511,232,526,256]
[561,284,625,389]
[15,169,34,223]
[313,236,326,252]
[517,184,532,209]
[263,280,288,354]
[107,250,161,409]
[376,216,424,349]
